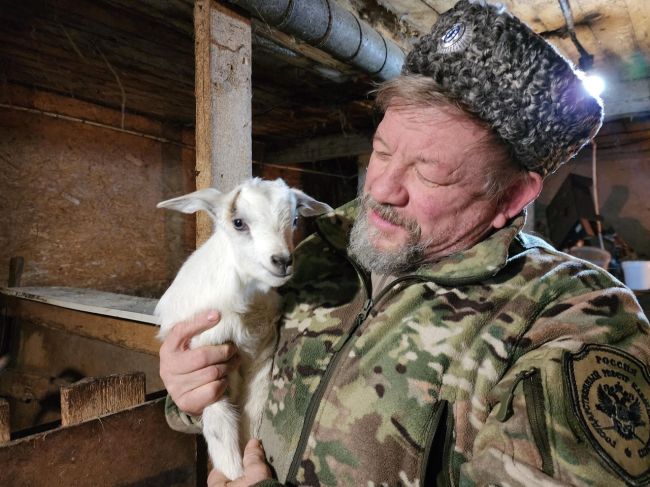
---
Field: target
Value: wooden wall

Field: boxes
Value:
[0,85,196,297]
[537,116,650,259]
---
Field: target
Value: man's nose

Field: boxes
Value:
[365,156,408,206]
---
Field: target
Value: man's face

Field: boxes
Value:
[349,105,504,273]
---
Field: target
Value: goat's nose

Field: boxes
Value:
[271,253,292,274]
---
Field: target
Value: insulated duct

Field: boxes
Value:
[229,0,405,80]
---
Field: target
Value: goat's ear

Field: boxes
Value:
[157,188,223,218]
[293,189,333,217]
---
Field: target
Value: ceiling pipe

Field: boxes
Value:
[557,0,594,71]
[228,0,405,80]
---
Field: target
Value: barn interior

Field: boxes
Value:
[0,0,649,484]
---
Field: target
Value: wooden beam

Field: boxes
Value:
[0,399,9,443]
[602,77,650,120]
[5,297,160,356]
[194,0,252,245]
[262,133,373,164]
[60,372,145,426]
[0,397,197,486]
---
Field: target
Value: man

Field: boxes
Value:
[160,1,650,485]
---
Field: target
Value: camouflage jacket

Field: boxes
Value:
[166,201,650,486]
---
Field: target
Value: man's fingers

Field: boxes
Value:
[207,468,233,486]
[207,440,272,486]
[175,380,228,416]
[162,310,221,352]
[172,358,239,392]
[243,439,266,465]
[172,343,237,374]
[242,439,272,478]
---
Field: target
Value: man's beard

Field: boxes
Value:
[348,194,431,274]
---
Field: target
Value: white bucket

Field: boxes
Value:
[621,260,650,291]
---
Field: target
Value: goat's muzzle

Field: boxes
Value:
[270,253,292,276]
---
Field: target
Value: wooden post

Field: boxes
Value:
[8,257,24,287]
[60,372,145,426]
[194,0,252,246]
[0,398,9,443]
[1,256,24,364]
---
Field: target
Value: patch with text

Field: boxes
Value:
[565,344,650,486]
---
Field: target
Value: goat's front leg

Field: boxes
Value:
[241,358,273,443]
[202,397,244,480]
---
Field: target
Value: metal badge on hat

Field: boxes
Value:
[438,22,472,54]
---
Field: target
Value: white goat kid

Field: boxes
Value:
[154,178,331,480]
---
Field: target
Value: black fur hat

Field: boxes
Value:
[404,0,603,176]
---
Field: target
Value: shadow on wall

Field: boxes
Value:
[601,185,650,259]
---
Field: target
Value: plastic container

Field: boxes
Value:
[568,246,612,270]
[621,260,650,291]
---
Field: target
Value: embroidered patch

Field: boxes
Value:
[438,22,472,54]
[565,344,650,486]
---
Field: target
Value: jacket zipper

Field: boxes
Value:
[441,401,457,487]
[495,368,537,422]
[522,368,554,477]
[285,262,430,482]
[495,367,554,477]
[420,400,449,486]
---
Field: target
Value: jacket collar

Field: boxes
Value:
[315,199,525,285]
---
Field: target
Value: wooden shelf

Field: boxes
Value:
[0,286,158,324]
[1,287,160,356]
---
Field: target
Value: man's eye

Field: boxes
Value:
[415,168,440,187]
[233,218,248,231]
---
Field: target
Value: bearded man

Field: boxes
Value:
[160,1,650,486]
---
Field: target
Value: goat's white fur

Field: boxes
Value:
[155,178,332,480]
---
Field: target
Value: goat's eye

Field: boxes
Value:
[293,216,299,227]
[233,218,248,231]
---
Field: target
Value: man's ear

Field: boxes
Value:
[491,171,543,229]
[157,188,223,220]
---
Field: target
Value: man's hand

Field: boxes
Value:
[208,439,273,487]
[159,310,240,416]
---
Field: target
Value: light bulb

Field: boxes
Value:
[583,74,605,97]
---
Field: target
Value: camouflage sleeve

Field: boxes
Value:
[460,289,650,486]
[251,481,284,487]
[164,394,203,434]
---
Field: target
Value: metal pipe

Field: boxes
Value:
[557,0,594,70]
[229,0,404,80]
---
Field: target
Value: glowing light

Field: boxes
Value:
[583,74,605,97]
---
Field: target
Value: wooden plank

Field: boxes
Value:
[5,297,160,356]
[0,399,9,443]
[60,372,145,426]
[602,77,650,120]
[194,0,252,246]
[0,397,197,486]
[374,0,437,33]
[263,133,373,164]
[0,286,158,324]
[582,0,637,68]
[624,0,650,58]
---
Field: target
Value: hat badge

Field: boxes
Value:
[438,22,471,54]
